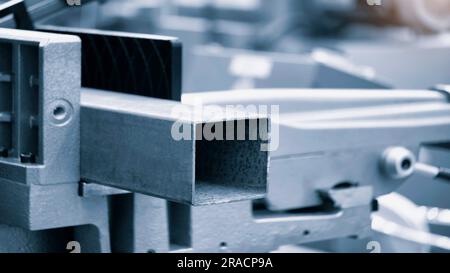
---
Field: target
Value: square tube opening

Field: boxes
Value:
[194,119,269,205]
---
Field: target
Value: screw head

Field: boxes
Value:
[381,147,416,180]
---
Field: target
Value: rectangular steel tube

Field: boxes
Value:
[81,89,269,205]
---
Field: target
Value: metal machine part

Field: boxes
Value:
[0,23,377,252]
[183,89,450,211]
[0,27,80,185]
[0,28,109,253]
[0,0,33,29]
[381,146,450,182]
[0,8,269,206]
[109,188,373,253]
[81,89,269,205]
[415,163,450,183]
[372,193,450,251]
[38,25,183,101]
[1,0,450,253]
[336,42,450,90]
[175,193,371,253]
[0,0,97,28]
[0,26,269,252]
[306,193,433,253]
[184,46,389,93]
[381,147,416,180]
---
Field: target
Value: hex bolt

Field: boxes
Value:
[20,152,36,164]
[380,147,416,180]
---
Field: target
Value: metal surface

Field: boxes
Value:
[1,1,450,253]
[39,25,182,101]
[337,43,450,89]
[0,28,109,253]
[184,46,389,93]
[110,186,372,253]
[0,0,33,29]
[381,147,416,180]
[183,88,450,210]
[0,27,80,185]
[0,0,96,28]
[110,193,170,253]
[79,181,130,197]
[81,88,269,205]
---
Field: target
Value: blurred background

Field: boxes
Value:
[2,0,450,253]
[17,0,450,90]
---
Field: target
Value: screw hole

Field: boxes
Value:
[401,159,412,171]
[219,242,227,248]
[303,230,310,236]
[53,106,67,120]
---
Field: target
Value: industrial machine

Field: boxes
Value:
[0,0,450,253]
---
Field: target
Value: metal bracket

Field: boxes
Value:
[39,25,182,101]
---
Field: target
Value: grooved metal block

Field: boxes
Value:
[81,89,269,205]
[0,28,81,185]
[38,25,182,101]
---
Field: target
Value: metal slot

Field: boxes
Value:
[13,44,39,163]
[168,201,192,248]
[0,42,40,163]
[0,42,12,157]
